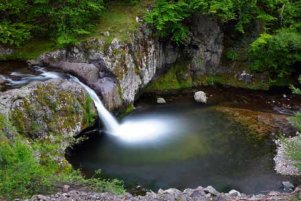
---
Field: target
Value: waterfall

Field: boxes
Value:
[69,76,120,133]
[1,66,120,134]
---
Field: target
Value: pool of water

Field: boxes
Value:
[69,100,297,194]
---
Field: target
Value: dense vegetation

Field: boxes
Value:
[0,0,106,47]
[144,0,301,78]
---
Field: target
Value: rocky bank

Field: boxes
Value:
[28,186,301,201]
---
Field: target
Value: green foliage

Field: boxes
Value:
[144,0,191,45]
[0,135,125,200]
[0,138,51,200]
[226,48,239,61]
[145,0,301,44]
[249,29,301,78]
[0,22,32,46]
[0,0,105,47]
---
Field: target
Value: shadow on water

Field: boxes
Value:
[68,101,300,194]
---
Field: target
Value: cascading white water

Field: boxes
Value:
[1,66,170,143]
[69,76,120,133]
[1,67,120,133]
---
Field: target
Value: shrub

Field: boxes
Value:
[249,29,301,78]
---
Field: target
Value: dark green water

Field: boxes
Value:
[69,101,296,194]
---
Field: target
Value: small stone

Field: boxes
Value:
[204,186,219,196]
[194,91,208,104]
[63,184,70,193]
[283,94,287,98]
[36,195,48,200]
[228,189,241,197]
[282,181,294,192]
[103,31,110,37]
[157,97,166,104]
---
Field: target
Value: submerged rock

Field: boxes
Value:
[194,91,208,103]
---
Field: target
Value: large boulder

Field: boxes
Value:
[0,78,97,140]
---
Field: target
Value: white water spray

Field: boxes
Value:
[69,76,120,133]
[1,66,172,143]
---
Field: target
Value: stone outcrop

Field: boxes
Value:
[186,14,224,75]
[30,27,178,111]
[0,78,97,140]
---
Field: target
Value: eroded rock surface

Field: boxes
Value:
[0,78,96,140]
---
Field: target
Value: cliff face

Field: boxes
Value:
[29,27,178,111]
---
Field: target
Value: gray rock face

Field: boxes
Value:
[0,78,96,140]
[194,91,208,103]
[188,14,224,75]
[32,27,177,110]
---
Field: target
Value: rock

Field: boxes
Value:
[30,26,177,111]
[274,139,301,176]
[157,97,166,104]
[0,78,96,140]
[35,195,48,200]
[194,91,208,103]
[63,185,70,193]
[283,94,287,98]
[237,70,253,83]
[204,186,219,196]
[0,45,14,56]
[92,77,123,111]
[228,190,241,197]
[103,31,110,37]
[48,62,99,84]
[282,181,294,192]
[188,14,223,75]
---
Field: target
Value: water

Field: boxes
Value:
[1,63,299,194]
[0,65,120,133]
[69,101,298,194]
[69,76,119,133]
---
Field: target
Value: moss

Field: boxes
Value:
[193,74,270,90]
[146,61,193,92]
[118,104,135,119]
[10,83,97,139]
[215,106,289,140]
[83,96,97,128]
